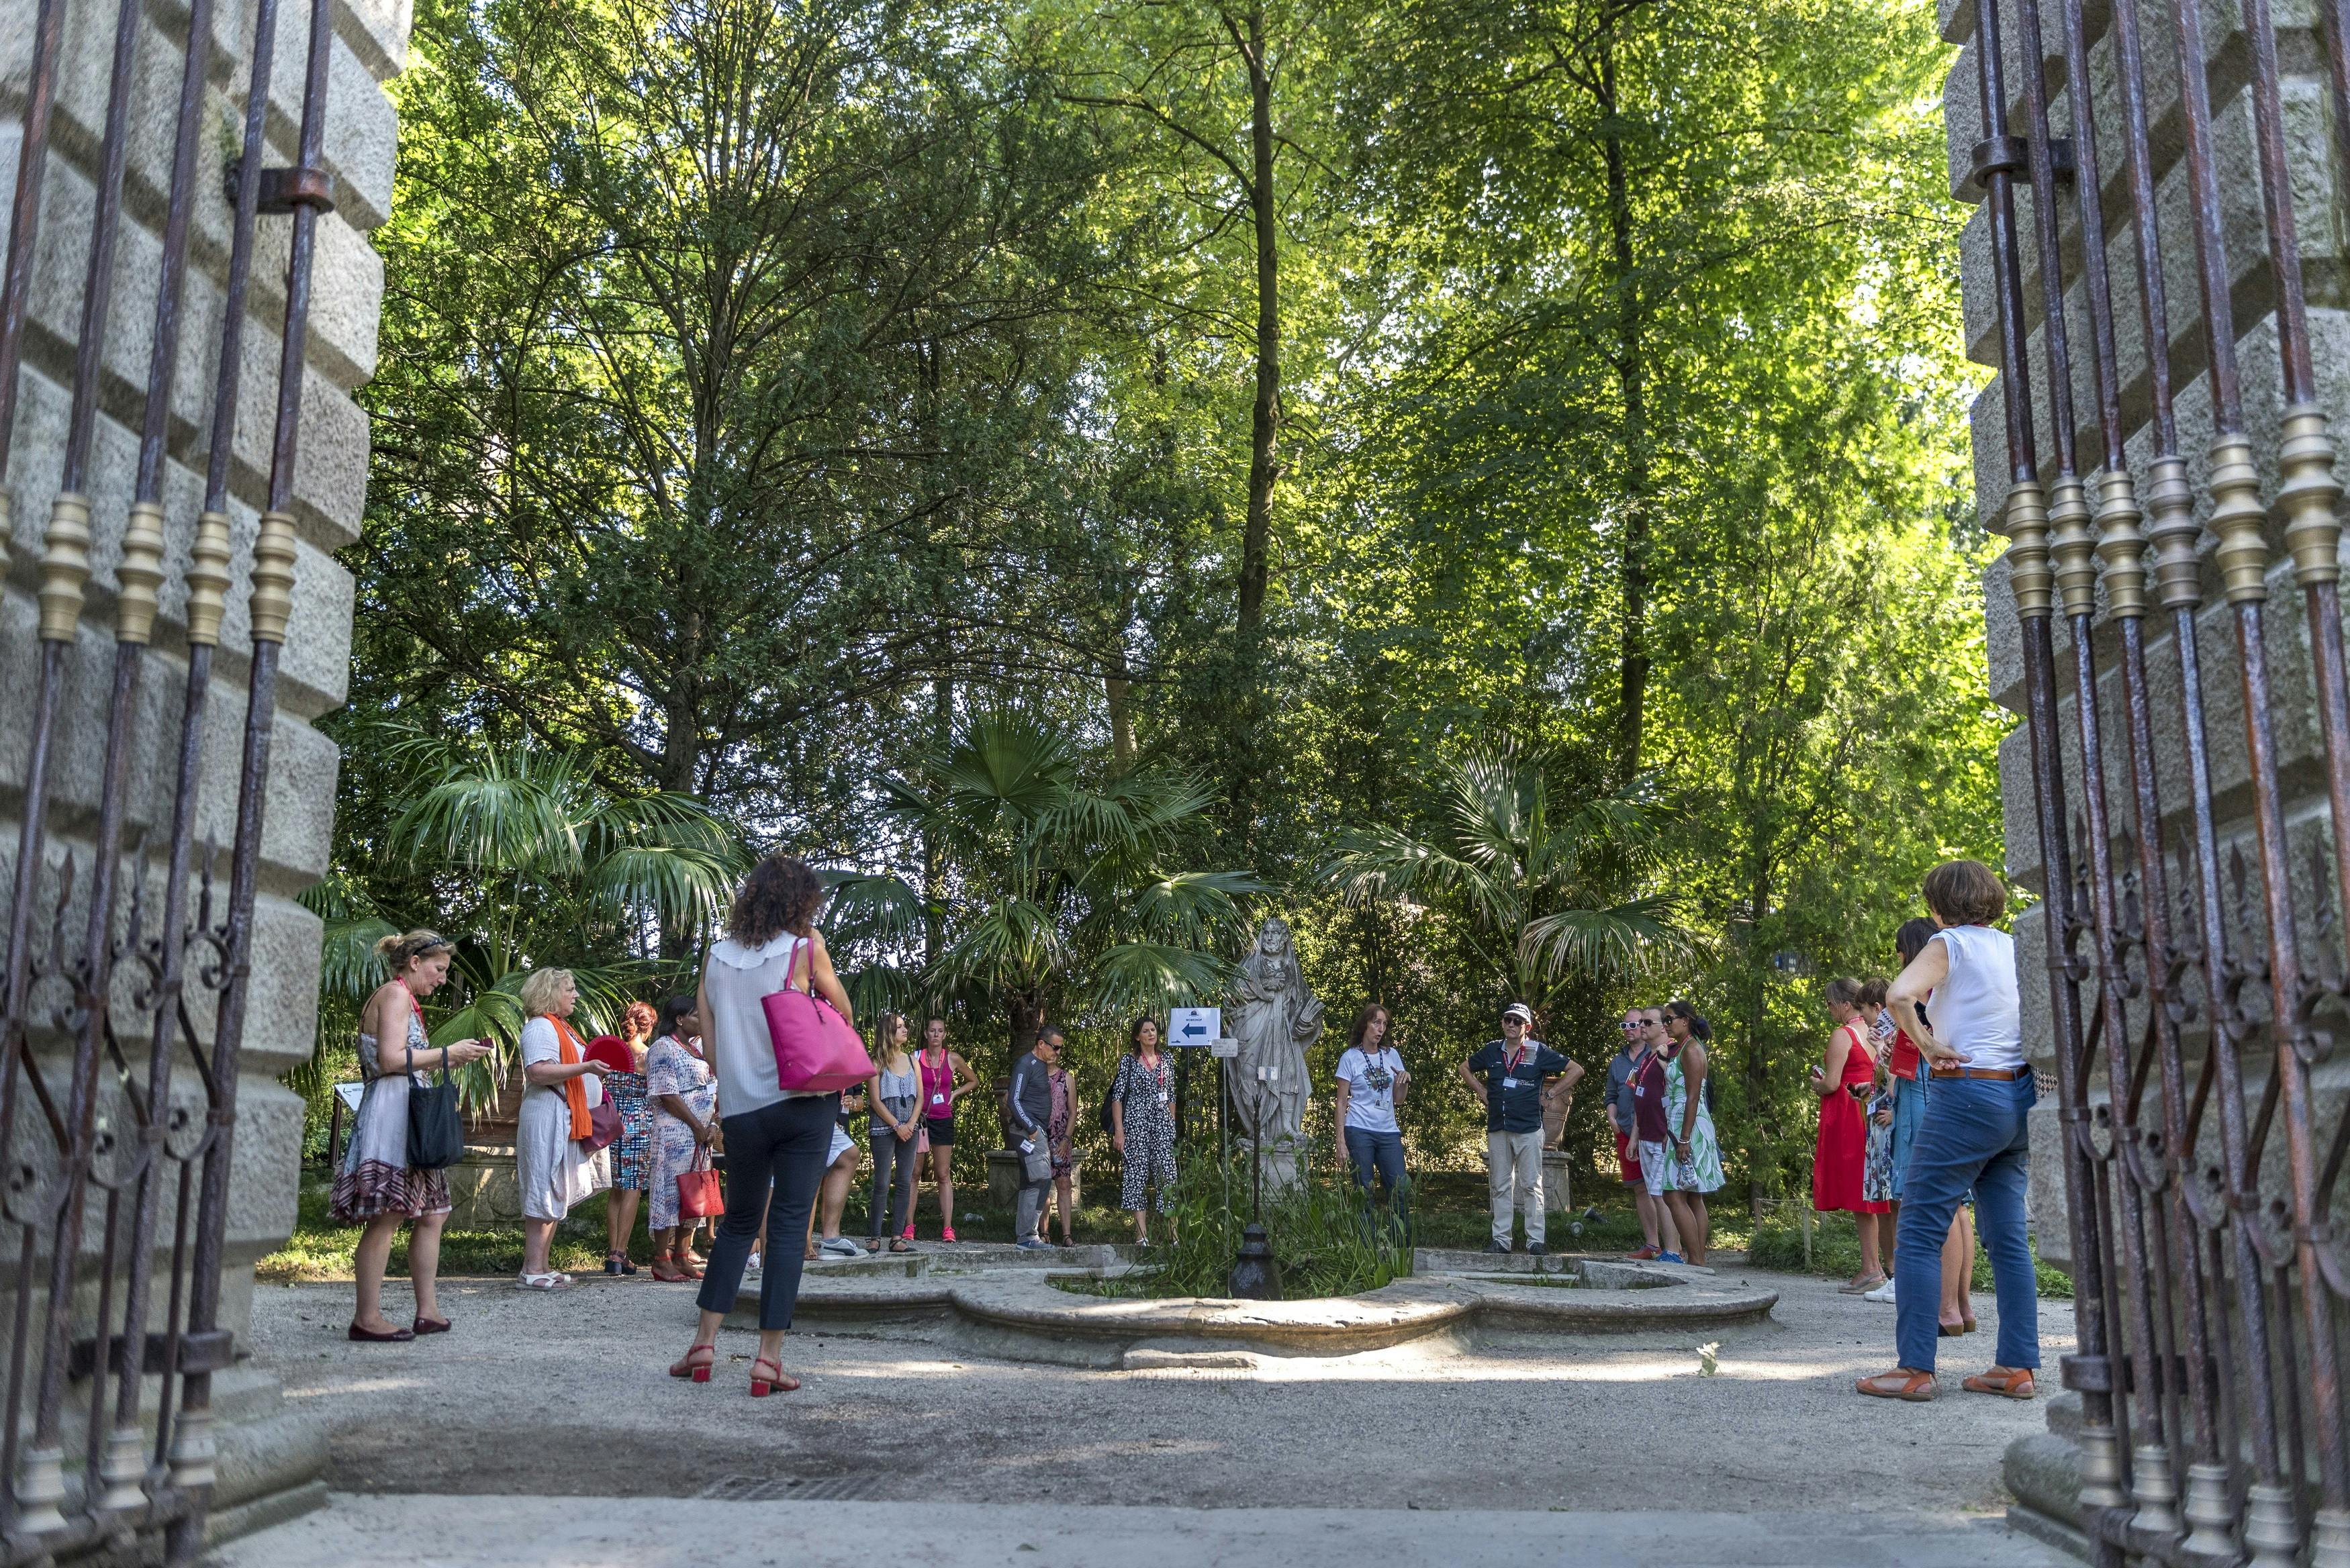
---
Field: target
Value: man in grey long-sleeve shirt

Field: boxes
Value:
[1008,1027,1062,1249]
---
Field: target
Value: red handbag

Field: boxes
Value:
[677,1147,723,1219]
[582,1099,620,1153]
[761,937,876,1092]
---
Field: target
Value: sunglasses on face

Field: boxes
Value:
[1620,1021,1640,1031]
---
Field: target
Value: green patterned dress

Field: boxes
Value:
[1662,1046,1726,1193]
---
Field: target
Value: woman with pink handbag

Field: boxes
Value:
[666,854,866,1398]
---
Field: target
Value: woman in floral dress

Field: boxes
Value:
[646,994,717,1281]
[1111,1018,1178,1244]
[1660,1000,1727,1265]
[588,1001,657,1274]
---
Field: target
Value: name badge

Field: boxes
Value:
[1503,1077,1521,1090]
[1158,1091,1170,1105]
[1019,1140,1035,1154]
[931,1091,946,1105]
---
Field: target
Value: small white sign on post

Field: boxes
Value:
[1170,1006,1221,1048]
[333,1081,366,1113]
[1209,1035,1239,1059]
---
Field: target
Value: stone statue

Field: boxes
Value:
[1228,916,1324,1146]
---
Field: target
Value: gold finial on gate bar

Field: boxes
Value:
[2143,454,2201,611]
[2048,475,2099,620]
[248,509,297,644]
[2091,467,2147,618]
[2002,477,2054,617]
[2277,402,2343,586]
[185,509,231,648]
[114,499,166,645]
[2208,434,2272,603]
[36,492,92,643]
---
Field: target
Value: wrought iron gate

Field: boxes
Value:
[1970,0,2350,1559]
[0,0,336,1557]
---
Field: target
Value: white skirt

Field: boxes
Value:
[516,1086,608,1221]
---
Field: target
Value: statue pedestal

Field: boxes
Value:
[1238,1140,1307,1196]
[1542,1149,1573,1216]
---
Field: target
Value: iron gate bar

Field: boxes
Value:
[94,0,229,1520]
[169,0,336,1552]
[1963,7,2126,1568]
[11,0,164,1533]
[2046,0,2211,1537]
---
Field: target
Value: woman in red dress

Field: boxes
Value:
[1814,976,1889,1292]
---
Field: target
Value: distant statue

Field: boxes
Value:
[1229,916,1324,1145]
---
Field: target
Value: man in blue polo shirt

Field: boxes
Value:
[1460,1003,1581,1254]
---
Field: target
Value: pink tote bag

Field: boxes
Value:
[761,938,876,1092]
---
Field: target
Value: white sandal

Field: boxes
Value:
[516,1271,569,1290]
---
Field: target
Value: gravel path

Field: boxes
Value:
[250,1257,2069,1515]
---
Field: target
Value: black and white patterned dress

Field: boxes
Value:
[1115,1052,1178,1212]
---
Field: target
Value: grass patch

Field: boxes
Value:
[258,1179,614,1282]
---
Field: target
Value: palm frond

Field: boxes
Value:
[585,844,739,930]
[1088,942,1233,1014]
[1519,897,1695,985]
[393,746,587,877]
[1317,825,1473,905]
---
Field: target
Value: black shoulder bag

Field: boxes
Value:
[403,993,465,1171]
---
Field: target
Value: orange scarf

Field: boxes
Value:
[549,1017,594,1140]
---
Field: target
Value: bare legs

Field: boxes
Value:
[1049,1171,1075,1245]
[1940,1206,1976,1329]
[522,1216,557,1276]
[807,1150,855,1255]
[925,1142,955,1234]
[1631,1187,1662,1251]
[606,1187,641,1263]
[1663,1191,1703,1265]
[1850,1210,1885,1285]
[355,1210,453,1329]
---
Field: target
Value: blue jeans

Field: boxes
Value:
[1345,1128,1406,1198]
[1893,1074,2037,1373]
[1889,1073,1928,1199]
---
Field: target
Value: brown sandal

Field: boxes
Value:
[1962,1367,2037,1400]
[1855,1367,1939,1402]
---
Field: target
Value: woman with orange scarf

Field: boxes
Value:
[515,968,611,1289]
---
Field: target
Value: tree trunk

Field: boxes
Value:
[1106,642,1135,773]
[923,671,951,975]
[1744,869,1771,1220]
[1599,37,1650,788]
[1237,5,1280,648]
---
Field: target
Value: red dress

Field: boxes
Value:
[1813,1022,1887,1214]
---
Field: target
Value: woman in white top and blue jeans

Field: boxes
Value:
[1858,860,2038,1403]
[667,854,853,1397]
[1334,1005,1409,1199]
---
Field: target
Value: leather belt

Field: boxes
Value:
[1928,1065,2028,1081]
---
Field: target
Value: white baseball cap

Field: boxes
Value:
[1502,1003,1534,1026]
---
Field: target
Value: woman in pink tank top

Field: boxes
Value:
[913,1020,972,1242]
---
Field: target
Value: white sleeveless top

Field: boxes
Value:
[702,931,826,1118]
[1928,924,2022,1070]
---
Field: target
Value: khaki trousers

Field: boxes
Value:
[1487,1129,1546,1245]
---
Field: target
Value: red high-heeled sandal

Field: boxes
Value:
[669,1343,716,1382]
[749,1355,799,1397]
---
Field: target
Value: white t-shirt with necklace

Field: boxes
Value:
[1335,1046,1405,1134]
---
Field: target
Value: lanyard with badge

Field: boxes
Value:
[1501,1042,1530,1093]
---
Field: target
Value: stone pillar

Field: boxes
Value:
[0,0,412,1542]
[1943,0,2350,1540]
[1542,1148,1572,1216]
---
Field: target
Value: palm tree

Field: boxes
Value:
[825,712,1262,1065]
[1318,748,1689,1024]
[303,727,749,1105]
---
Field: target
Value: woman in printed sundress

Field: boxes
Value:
[335,930,492,1342]
[646,994,716,1281]
[1660,999,1726,1266]
[1111,1017,1178,1246]
[585,1001,658,1275]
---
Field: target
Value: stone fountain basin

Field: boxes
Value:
[733,1247,1778,1368]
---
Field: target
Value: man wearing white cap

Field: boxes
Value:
[1460,1003,1579,1254]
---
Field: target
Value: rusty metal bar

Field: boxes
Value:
[2037,0,2203,1538]
[168,0,338,1551]
[1969,4,2125,1563]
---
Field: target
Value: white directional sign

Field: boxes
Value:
[1170,1006,1221,1048]
[1209,1035,1239,1059]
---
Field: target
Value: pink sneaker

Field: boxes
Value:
[941,1226,957,1243]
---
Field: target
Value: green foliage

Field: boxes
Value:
[327,0,2003,1208]
[1116,1148,1415,1300]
